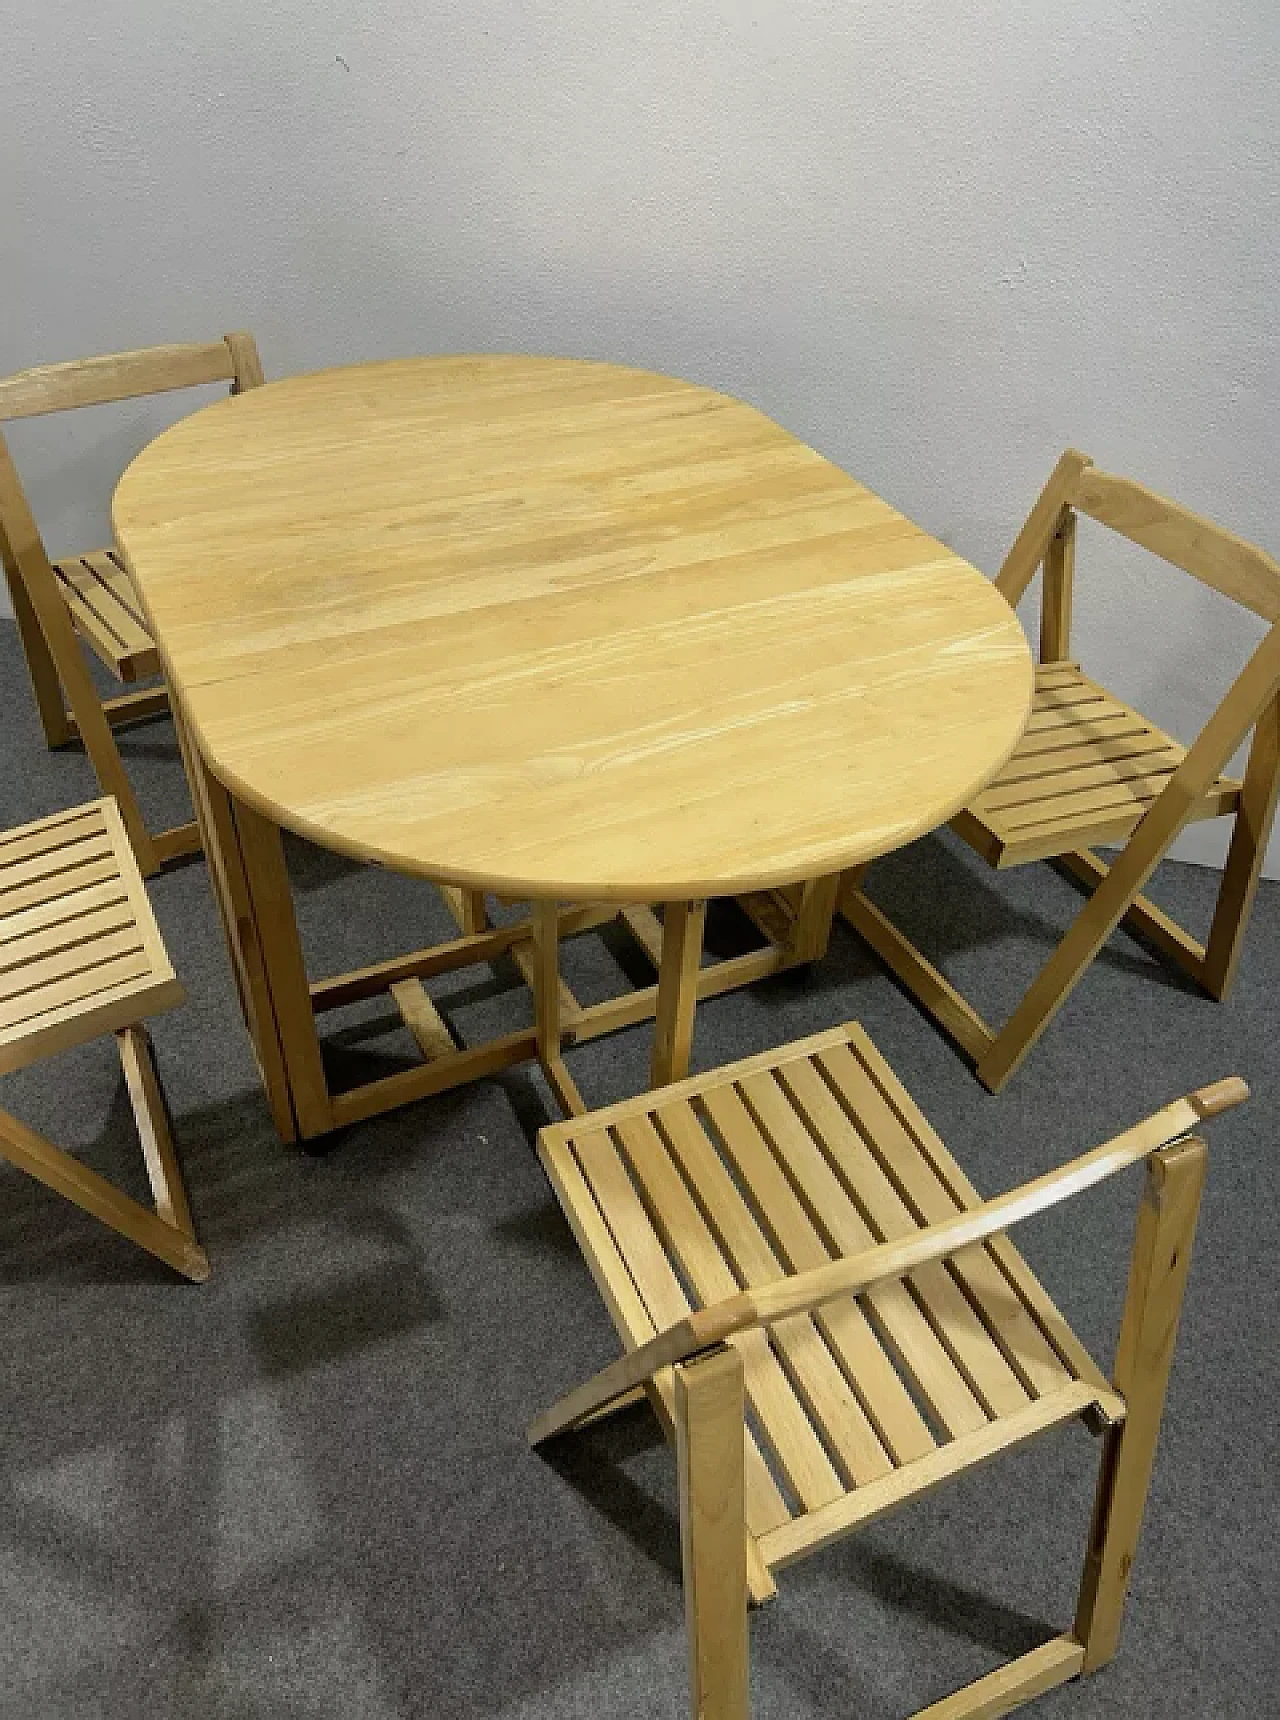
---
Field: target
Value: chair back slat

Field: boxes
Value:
[0,339,237,422]
[1070,467,1280,623]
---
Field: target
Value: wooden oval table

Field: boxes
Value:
[113,355,1033,1139]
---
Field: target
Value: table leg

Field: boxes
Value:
[788,873,841,963]
[652,899,707,1087]
[229,798,335,1139]
[439,884,490,936]
[170,694,299,1142]
[532,899,586,1116]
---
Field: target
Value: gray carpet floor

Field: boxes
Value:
[1,616,1276,1719]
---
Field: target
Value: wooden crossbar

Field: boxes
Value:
[0,339,237,421]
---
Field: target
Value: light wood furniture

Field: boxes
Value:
[0,796,208,1280]
[529,1020,1245,1718]
[0,333,266,877]
[111,355,1032,1141]
[843,450,1280,1091]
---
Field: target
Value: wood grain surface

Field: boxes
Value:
[113,355,1032,900]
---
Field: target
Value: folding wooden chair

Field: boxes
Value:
[842,449,1280,1091]
[0,795,208,1281]
[0,332,266,877]
[529,1021,1245,1720]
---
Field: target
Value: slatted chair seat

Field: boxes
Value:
[956,662,1242,869]
[0,798,183,1071]
[536,1023,1117,1577]
[0,796,205,1281]
[843,450,1280,1092]
[530,1021,1246,1720]
[52,548,160,682]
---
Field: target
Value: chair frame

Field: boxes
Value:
[0,332,266,877]
[530,1074,1243,1720]
[842,449,1280,1091]
[0,793,207,1280]
[0,1023,208,1281]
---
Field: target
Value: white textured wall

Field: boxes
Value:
[3,2,1276,870]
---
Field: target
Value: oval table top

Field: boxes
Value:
[113,355,1033,902]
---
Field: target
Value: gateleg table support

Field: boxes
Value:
[230,798,336,1139]
[170,692,300,1142]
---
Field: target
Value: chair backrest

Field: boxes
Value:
[0,332,266,815]
[996,446,1280,640]
[993,449,1280,869]
[0,331,264,422]
[1070,465,1280,624]
[0,330,265,636]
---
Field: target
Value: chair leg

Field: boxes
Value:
[851,805,1271,1094]
[675,1345,750,1720]
[117,1023,197,1241]
[68,681,202,866]
[24,584,160,873]
[975,808,1203,1092]
[3,551,73,747]
[839,872,997,1065]
[1202,694,1280,1001]
[843,858,1184,1094]
[908,1637,1084,1719]
[1074,1137,1207,1672]
[0,1088,209,1282]
[1053,850,1209,988]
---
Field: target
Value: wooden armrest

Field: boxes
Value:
[527,1080,1245,1447]
[737,1078,1244,1328]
